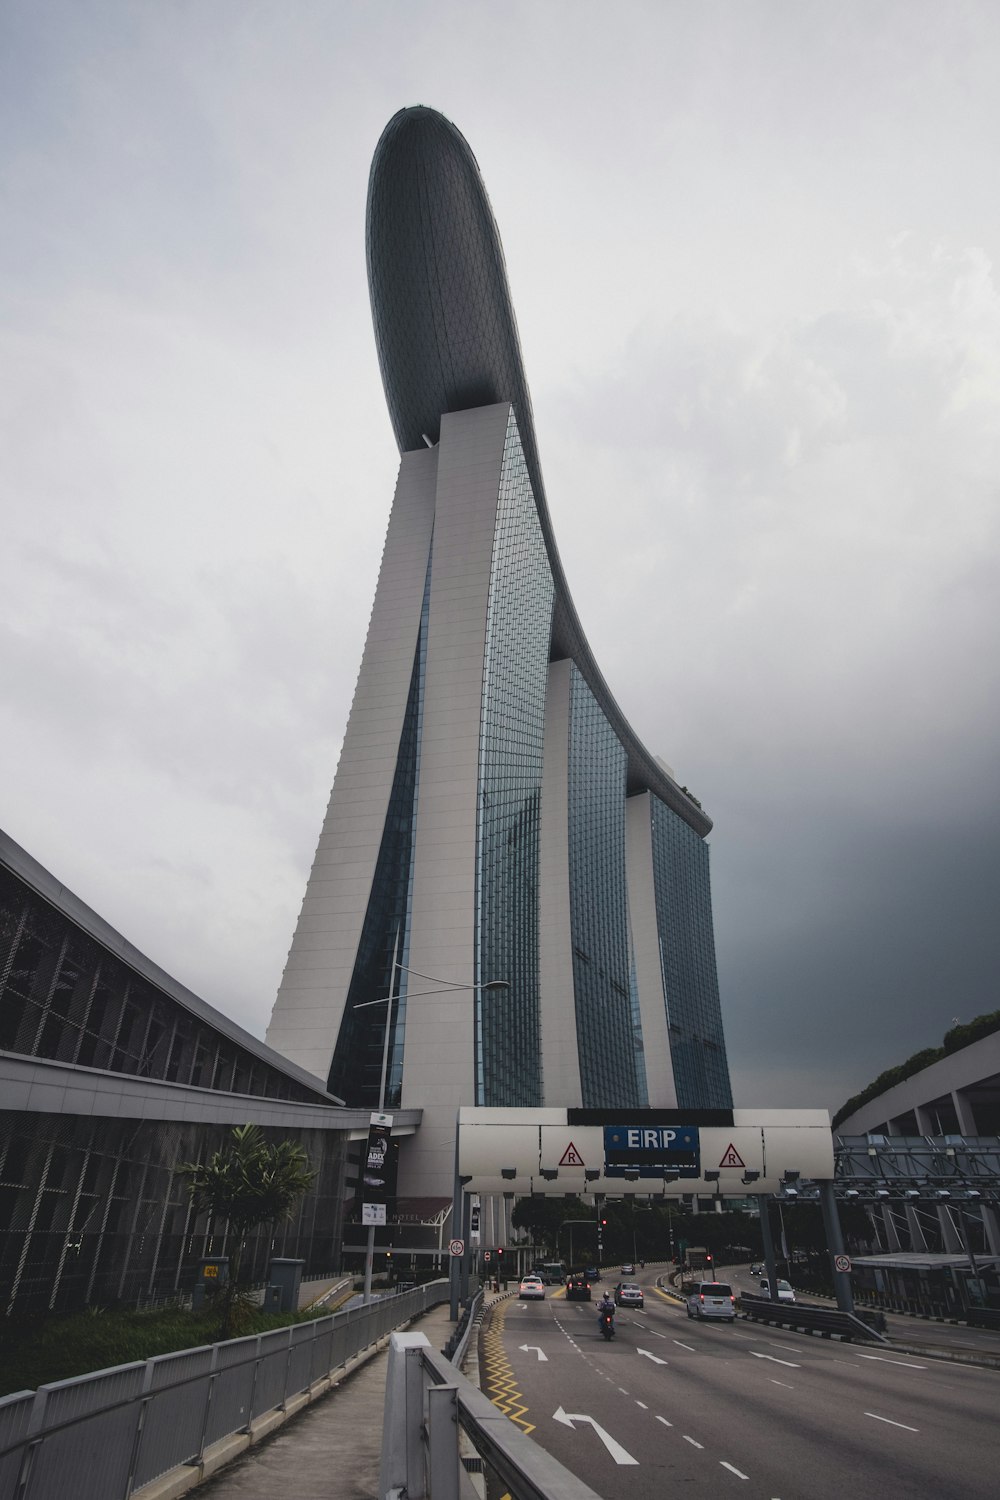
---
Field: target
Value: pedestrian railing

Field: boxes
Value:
[381,1331,600,1500]
[0,1280,450,1500]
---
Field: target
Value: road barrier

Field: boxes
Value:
[381,1329,600,1500]
[740,1292,887,1343]
[0,1280,450,1500]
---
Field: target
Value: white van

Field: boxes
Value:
[686,1281,736,1321]
[758,1278,795,1302]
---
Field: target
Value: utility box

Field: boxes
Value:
[267,1257,305,1313]
[262,1284,282,1312]
[191,1256,229,1309]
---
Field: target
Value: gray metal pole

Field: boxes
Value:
[818,1179,855,1313]
[757,1194,779,1300]
[363,932,399,1307]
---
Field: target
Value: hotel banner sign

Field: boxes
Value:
[363,1111,393,1202]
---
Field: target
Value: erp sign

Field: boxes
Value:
[603,1125,701,1179]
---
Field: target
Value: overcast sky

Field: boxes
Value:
[3,1,999,1118]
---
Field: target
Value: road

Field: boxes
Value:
[484,1268,999,1497]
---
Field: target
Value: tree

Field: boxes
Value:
[178,1124,316,1332]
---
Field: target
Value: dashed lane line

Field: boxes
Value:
[865,1412,920,1432]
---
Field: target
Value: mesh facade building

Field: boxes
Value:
[266,108,733,1198]
[0,831,422,1315]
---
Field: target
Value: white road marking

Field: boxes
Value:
[637,1348,669,1365]
[854,1353,925,1370]
[683,1436,704,1449]
[673,1340,696,1352]
[655,1415,673,1428]
[751,1352,800,1368]
[721,1461,749,1479]
[636,1400,648,1409]
[552,1407,639,1464]
[518,1344,548,1361]
[865,1412,919,1432]
[618,1386,629,1394]
[769,1380,794,1389]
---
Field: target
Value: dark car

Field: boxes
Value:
[584,1265,600,1282]
[566,1275,591,1301]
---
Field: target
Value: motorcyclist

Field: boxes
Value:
[596,1289,616,1328]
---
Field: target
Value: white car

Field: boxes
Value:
[518,1275,545,1300]
[758,1278,795,1302]
[686,1281,736,1321]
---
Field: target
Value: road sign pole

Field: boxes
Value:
[819,1178,855,1313]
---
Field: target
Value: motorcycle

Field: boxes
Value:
[599,1308,616,1340]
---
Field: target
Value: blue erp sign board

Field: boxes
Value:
[603,1125,701,1179]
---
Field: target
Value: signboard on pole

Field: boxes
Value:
[449,1239,465,1257]
[362,1203,387,1226]
[363,1112,393,1202]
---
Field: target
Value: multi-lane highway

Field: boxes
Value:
[482,1268,999,1497]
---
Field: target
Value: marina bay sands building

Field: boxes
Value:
[266,108,732,1199]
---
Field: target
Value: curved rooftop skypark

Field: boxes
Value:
[366,106,709,835]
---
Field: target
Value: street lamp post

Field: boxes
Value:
[353,952,508,1309]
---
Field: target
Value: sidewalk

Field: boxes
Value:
[196,1295,485,1500]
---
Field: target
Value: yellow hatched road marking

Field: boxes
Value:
[480,1303,535,1434]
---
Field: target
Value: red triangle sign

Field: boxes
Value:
[719,1143,746,1169]
[559,1142,585,1167]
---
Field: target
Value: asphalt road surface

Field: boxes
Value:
[486,1269,999,1498]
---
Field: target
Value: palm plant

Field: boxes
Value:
[178,1124,317,1333]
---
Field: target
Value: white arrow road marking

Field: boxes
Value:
[518,1345,548,1361]
[854,1353,925,1370]
[552,1408,639,1465]
[865,1412,919,1432]
[637,1348,669,1365]
[750,1352,800,1368]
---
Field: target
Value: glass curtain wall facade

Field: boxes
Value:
[566,666,644,1108]
[475,412,554,1107]
[649,795,733,1109]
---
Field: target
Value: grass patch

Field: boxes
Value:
[0,1300,336,1397]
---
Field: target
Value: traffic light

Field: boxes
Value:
[497,1248,504,1261]
[705,1253,713,1267]
[600,1217,607,1228]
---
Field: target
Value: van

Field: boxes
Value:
[758,1278,795,1302]
[686,1281,736,1321]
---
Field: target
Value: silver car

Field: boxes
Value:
[687,1281,736,1321]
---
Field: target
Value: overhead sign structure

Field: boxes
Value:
[456,1106,836,1194]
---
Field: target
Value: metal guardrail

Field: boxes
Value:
[0,1280,450,1500]
[380,1331,602,1500]
[740,1292,888,1343]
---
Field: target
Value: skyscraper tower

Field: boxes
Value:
[266,107,732,1198]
